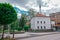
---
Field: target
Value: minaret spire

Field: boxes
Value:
[37,0,42,13]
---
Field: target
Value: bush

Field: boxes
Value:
[24,25,29,31]
[17,27,22,31]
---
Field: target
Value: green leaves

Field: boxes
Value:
[19,14,27,28]
[0,3,17,25]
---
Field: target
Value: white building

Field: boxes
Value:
[31,13,51,30]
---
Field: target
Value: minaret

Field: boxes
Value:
[37,0,42,13]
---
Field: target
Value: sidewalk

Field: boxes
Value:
[14,32,60,39]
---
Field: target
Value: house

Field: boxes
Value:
[50,18,56,30]
[50,18,55,26]
[31,13,51,30]
[50,12,60,31]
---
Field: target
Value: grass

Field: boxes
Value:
[0,37,16,40]
[4,38,16,40]
[0,30,8,33]
[0,30,20,33]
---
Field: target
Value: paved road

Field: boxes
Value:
[18,33,60,40]
[1,32,59,38]
[0,32,60,40]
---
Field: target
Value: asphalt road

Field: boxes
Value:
[18,33,60,40]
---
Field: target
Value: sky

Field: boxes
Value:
[0,0,60,15]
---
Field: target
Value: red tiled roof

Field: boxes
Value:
[36,13,46,17]
[50,18,56,21]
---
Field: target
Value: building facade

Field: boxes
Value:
[31,13,51,30]
[50,12,60,31]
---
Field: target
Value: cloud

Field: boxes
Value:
[0,0,60,15]
[0,0,29,7]
[25,0,60,15]
[0,0,7,3]
[17,13,21,19]
[7,0,29,7]
[25,0,39,12]
[14,5,28,11]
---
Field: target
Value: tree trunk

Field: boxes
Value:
[13,28,14,38]
[1,25,4,40]
[7,24,10,38]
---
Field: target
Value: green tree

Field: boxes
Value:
[11,20,19,30]
[27,9,37,29]
[0,3,17,39]
[24,25,29,31]
[28,9,36,20]
[10,20,19,38]
[19,14,27,29]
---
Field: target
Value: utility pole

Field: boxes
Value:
[37,0,42,13]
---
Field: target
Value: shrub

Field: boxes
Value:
[24,25,29,31]
[17,27,22,31]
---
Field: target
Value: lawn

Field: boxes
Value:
[0,38,16,40]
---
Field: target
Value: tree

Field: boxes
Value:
[26,9,37,29]
[28,9,36,20]
[0,3,17,39]
[11,20,19,38]
[24,25,29,31]
[19,14,27,29]
[11,20,19,30]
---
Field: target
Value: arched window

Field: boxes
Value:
[37,26,39,29]
[37,21,39,23]
[41,21,42,24]
[44,26,46,29]
[44,21,45,24]
[41,26,42,29]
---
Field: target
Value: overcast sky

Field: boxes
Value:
[0,0,60,15]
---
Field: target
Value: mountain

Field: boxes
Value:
[14,7,29,15]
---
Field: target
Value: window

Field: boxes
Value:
[37,21,39,23]
[41,26,42,29]
[37,26,39,29]
[41,21,42,24]
[44,21,45,24]
[44,26,46,29]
